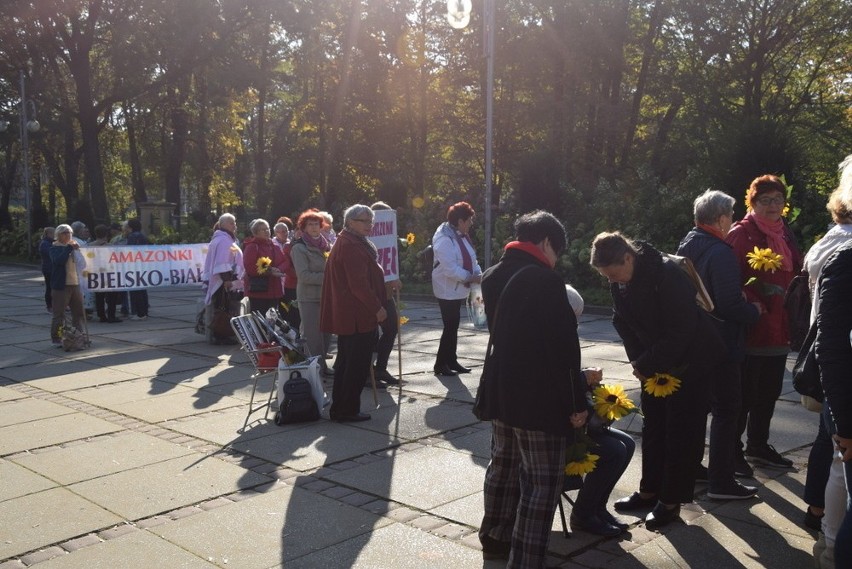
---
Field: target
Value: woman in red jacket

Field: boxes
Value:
[320,204,387,422]
[726,174,802,472]
[242,219,287,317]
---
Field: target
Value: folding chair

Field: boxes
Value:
[231,313,287,432]
[556,474,584,538]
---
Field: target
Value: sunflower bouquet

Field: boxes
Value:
[564,429,599,476]
[256,256,272,275]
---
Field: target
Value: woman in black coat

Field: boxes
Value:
[591,232,725,529]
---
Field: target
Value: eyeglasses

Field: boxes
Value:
[352,218,374,225]
[755,196,786,206]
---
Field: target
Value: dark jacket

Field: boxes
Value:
[127,231,148,246]
[726,215,802,350]
[39,237,54,273]
[242,236,287,299]
[678,228,760,362]
[611,242,725,381]
[475,247,587,437]
[320,230,386,336]
[814,241,852,438]
[48,244,76,290]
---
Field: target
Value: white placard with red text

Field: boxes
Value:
[367,209,399,283]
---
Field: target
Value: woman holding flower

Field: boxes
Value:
[242,219,287,316]
[291,210,333,374]
[590,232,725,529]
[726,174,803,470]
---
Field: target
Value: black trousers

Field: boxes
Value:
[738,354,786,449]
[130,290,149,317]
[95,291,120,320]
[329,330,376,419]
[436,298,464,368]
[42,270,52,309]
[282,288,301,331]
[707,360,742,489]
[375,297,398,370]
[639,369,709,504]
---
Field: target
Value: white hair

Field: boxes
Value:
[55,224,73,236]
[218,213,236,226]
[249,218,269,234]
[565,284,584,318]
[839,154,852,211]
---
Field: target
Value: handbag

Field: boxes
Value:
[792,320,823,407]
[784,270,811,352]
[249,275,270,293]
[472,265,535,421]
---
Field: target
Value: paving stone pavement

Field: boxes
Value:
[0,264,821,568]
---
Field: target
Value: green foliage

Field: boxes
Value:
[148,218,215,245]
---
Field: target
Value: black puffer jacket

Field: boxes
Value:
[814,241,852,438]
[611,242,725,380]
[678,228,760,362]
[475,247,587,437]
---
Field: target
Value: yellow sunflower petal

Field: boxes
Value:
[565,453,599,476]
[644,373,682,397]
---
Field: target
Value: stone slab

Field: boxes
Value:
[0,459,57,502]
[324,445,485,511]
[286,519,485,568]
[0,386,26,403]
[11,431,195,485]
[230,422,396,472]
[0,487,122,560]
[153,485,389,568]
[69,453,272,520]
[35,529,217,569]
[0,359,140,392]
[0,398,76,427]
[107,389,245,423]
[161,407,283,447]
[0,413,122,455]
[352,395,479,441]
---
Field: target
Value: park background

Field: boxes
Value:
[1,0,850,301]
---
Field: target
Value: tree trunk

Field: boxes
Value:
[164,84,189,216]
[123,102,148,205]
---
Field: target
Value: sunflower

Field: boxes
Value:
[746,246,783,273]
[643,373,682,397]
[593,384,637,421]
[256,256,272,274]
[399,315,410,325]
[406,232,416,245]
[565,453,599,476]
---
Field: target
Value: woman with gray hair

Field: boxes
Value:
[242,218,287,316]
[320,205,387,421]
[203,213,244,344]
[48,224,87,345]
[677,189,762,501]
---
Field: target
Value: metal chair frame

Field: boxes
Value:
[556,474,585,538]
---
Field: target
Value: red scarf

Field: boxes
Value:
[504,240,553,268]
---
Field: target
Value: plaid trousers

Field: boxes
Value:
[480,419,566,569]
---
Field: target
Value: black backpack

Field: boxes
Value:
[784,270,811,352]
[276,371,320,425]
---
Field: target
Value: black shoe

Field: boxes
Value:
[707,481,758,500]
[433,364,458,376]
[107,317,122,323]
[331,412,371,422]
[99,317,109,323]
[645,502,681,530]
[570,513,623,537]
[374,368,401,385]
[695,464,709,483]
[448,362,472,374]
[803,506,824,531]
[745,444,794,468]
[614,492,657,512]
[480,535,511,561]
[734,453,754,478]
[599,509,629,531]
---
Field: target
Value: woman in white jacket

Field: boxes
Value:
[431,202,482,376]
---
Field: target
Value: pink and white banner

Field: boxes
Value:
[368,209,399,283]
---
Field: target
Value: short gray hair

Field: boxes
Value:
[693,190,735,225]
[273,222,288,233]
[343,204,373,227]
[218,213,236,226]
[71,221,86,234]
[56,224,73,236]
[249,218,269,234]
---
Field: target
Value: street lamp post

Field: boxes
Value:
[448,0,495,268]
[0,71,41,257]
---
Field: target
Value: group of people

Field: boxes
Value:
[41,218,151,345]
[201,204,403,422]
[474,164,852,569]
